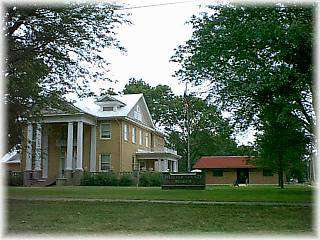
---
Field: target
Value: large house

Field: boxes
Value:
[21,94,181,186]
[193,156,278,184]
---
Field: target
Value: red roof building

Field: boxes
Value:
[193,156,256,169]
[193,156,277,185]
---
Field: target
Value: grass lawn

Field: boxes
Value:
[7,185,313,203]
[7,199,313,234]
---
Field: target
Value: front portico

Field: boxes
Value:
[24,112,98,186]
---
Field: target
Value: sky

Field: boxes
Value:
[92,0,208,95]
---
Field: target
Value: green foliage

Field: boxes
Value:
[5,3,130,149]
[81,172,119,186]
[7,172,23,186]
[119,174,134,186]
[139,172,163,187]
[172,4,315,184]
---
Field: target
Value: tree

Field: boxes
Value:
[123,79,242,171]
[172,4,315,184]
[5,3,130,150]
[123,78,175,126]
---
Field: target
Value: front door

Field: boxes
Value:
[237,169,249,184]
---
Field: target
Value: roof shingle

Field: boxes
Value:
[193,156,256,169]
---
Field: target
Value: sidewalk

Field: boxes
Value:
[7,197,313,206]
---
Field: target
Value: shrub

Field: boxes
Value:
[81,172,94,185]
[119,174,134,186]
[81,172,118,186]
[7,172,23,186]
[139,172,163,187]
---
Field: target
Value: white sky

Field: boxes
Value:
[92,0,208,95]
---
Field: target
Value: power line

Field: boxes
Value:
[114,0,202,11]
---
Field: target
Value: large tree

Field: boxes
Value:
[5,3,130,150]
[172,4,315,185]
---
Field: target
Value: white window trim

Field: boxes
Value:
[132,127,136,144]
[124,124,128,141]
[139,130,143,145]
[145,133,149,147]
[100,153,111,172]
[100,123,111,140]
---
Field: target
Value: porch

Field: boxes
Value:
[135,148,181,172]
[24,112,97,186]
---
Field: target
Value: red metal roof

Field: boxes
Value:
[193,156,256,169]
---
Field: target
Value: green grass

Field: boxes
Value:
[7,185,313,203]
[7,200,313,234]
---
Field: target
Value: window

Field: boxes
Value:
[145,133,149,147]
[124,124,128,141]
[139,130,143,145]
[132,127,136,144]
[134,105,142,121]
[263,169,273,176]
[212,170,223,177]
[100,154,111,171]
[102,106,113,111]
[100,123,111,139]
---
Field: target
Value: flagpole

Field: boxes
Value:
[184,82,191,172]
[187,103,190,173]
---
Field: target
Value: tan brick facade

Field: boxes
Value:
[249,169,278,184]
[205,169,278,184]
[205,169,236,184]
[21,119,166,179]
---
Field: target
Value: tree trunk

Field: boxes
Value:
[278,164,284,189]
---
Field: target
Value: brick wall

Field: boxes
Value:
[249,169,278,184]
[205,169,236,184]
[205,169,278,184]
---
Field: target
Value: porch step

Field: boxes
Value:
[28,176,57,187]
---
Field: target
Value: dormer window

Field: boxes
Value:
[96,94,126,113]
[103,106,114,111]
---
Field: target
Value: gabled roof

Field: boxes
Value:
[73,94,143,118]
[96,95,126,106]
[193,156,256,169]
[1,150,21,164]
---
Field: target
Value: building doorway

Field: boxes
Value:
[237,169,249,184]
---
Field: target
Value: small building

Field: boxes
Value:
[20,93,181,186]
[1,149,21,172]
[193,156,278,184]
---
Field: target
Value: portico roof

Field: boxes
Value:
[136,148,181,161]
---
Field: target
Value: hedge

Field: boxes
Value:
[138,172,163,187]
[81,172,119,186]
[80,171,163,187]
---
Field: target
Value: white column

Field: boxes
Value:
[163,159,168,172]
[26,123,33,171]
[42,129,49,178]
[173,161,178,172]
[154,160,159,172]
[156,159,161,172]
[34,123,42,171]
[66,122,73,170]
[76,121,83,170]
[90,125,96,172]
